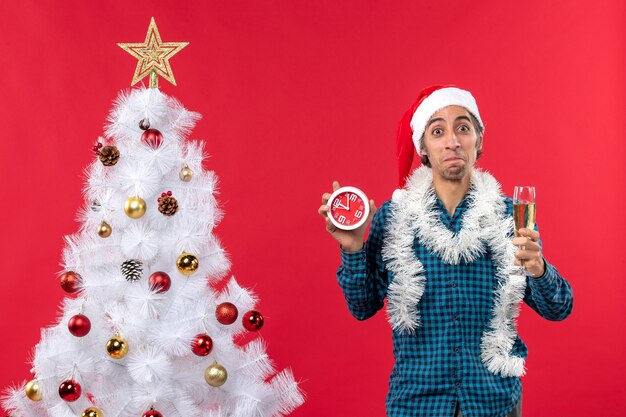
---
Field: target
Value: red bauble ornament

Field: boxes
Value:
[148,271,171,293]
[191,333,213,356]
[216,302,238,325]
[143,410,162,417]
[58,379,81,402]
[68,314,91,337]
[242,310,264,331]
[60,271,81,294]
[141,128,163,149]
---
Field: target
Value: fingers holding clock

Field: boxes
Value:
[321,181,342,205]
[324,215,338,233]
[320,180,343,219]
[367,199,377,221]
[318,204,330,218]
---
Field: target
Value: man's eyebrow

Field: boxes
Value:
[426,115,472,128]
[426,117,445,127]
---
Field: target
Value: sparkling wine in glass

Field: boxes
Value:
[513,186,536,233]
[513,186,536,275]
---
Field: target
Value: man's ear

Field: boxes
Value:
[476,133,484,153]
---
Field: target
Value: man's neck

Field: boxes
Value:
[432,172,472,217]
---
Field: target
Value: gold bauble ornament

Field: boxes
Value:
[124,196,147,219]
[176,253,199,275]
[25,379,42,401]
[97,221,112,238]
[179,164,193,182]
[204,362,228,387]
[106,335,129,359]
[81,407,103,417]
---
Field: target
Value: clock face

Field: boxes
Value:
[327,186,369,230]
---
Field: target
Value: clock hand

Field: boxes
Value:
[335,197,349,210]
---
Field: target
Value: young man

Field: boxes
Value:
[318,86,573,417]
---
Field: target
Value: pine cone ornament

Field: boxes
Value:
[121,259,143,282]
[158,192,178,216]
[99,145,120,167]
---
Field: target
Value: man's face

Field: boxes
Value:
[421,105,482,182]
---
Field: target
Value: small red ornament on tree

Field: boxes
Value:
[91,142,103,155]
[141,128,163,148]
[68,314,91,337]
[242,310,264,331]
[157,191,173,201]
[191,333,213,356]
[143,409,162,417]
[58,379,82,402]
[60,271,81,294]
[148,271,171,293]
[216,302,238,325]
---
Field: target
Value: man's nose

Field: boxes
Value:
[444,131,461,148]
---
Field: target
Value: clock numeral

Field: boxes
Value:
[338,215,346,224]
[354,210,363,219]
[349,194,358,202]
[332,198,342,208]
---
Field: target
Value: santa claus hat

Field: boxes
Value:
[395,85,484,188]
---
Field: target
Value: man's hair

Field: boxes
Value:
[419,112,484,167]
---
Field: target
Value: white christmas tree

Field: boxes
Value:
[2,18,303,417]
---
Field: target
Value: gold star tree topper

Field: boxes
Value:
[118,17,189,88]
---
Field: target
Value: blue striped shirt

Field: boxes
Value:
[337,195,573,417]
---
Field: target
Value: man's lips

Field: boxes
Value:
[444,156,465,162]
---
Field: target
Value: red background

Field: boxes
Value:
[0,1,624,416]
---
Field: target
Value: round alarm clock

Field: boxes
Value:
[327,186,370,230]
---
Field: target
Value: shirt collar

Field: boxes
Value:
[435,193,470,231]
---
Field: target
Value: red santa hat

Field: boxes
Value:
[395,85,484,187]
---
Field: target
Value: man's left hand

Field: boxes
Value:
[512,228,546,278]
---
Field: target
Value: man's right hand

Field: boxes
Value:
[318,181,377,252]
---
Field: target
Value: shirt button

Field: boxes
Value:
[452,282,457,288]
[450,400,456,407]
[455,381,462,387]
[453,314,459,321]
[454,347,460,353]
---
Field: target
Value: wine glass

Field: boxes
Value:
[512,186,536,275]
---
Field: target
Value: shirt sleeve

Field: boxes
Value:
[522,225,574,321]
[523,259,573,321]
[335,200,390,321]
